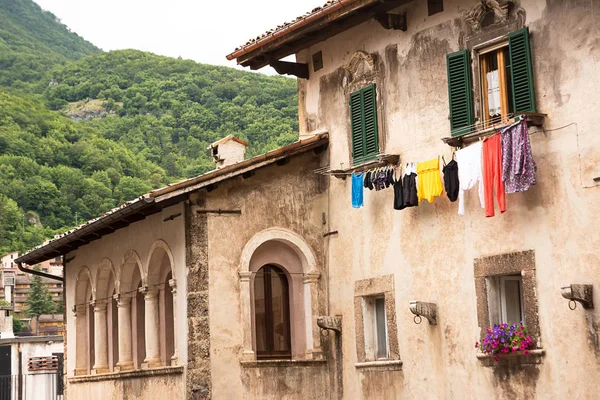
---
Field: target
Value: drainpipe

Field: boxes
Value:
[17,262,64,282]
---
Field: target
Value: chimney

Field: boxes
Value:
[207,135,248,169]
[0,305,14,339]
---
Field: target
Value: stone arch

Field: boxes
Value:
[95,258,116,300]
[240,228,317,275]
[146,239,175,287]
[145,239,176,366]
[239,228,321,361]
[75,266,94,304]
[118,250,144,293]
[74,266,94,376]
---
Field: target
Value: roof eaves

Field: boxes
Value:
[226,0,363,62]
[15,133,329,266]
[150,132,328,199]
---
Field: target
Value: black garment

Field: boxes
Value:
[385,169,394,188]
[364,171,374,190]
[443,159,459,202]
[402,173,418,207]
[393,176,405,210]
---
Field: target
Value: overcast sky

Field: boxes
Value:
[33,0,325,74]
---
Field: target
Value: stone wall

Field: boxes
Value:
[202,152,331,399]
[185,193,212,399]
[295,0,600,398]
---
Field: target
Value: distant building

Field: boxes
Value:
[0,305,64,400]
[0,252,19,270]
[1,252,63,323]
[30,314,64,337]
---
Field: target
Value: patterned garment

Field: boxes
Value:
[501,120,536,194]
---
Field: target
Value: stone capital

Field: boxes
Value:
[303,271,321,284]
[113,293,132,307]
[169,278,177,293]
[93,301,108,312]
[139,286,159,300]
[238,271,253,283]
[73,304,86,317]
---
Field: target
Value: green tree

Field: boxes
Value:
[13,316,25,334]
[25,266,56,317]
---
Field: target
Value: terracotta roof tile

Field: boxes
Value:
[230,0,343,54]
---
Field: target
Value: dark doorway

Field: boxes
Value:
[0,345,11,400]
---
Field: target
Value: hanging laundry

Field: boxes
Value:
[364,171,374,190]
[417,157,444,203]
[483,134,506,217]
[385,168,394,188]
[501,119,536,193]
[456,141,485,215]
[352,172,364,208]
[373,169,388,191]
[402,164,418,207]
[393,171,405,210]
[443,156,459,202]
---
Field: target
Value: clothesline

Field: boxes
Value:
[351,120,537,218]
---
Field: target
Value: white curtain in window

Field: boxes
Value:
[486,69,501,117]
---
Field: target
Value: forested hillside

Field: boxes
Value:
[0,1,299,256]
[0,0,99,90]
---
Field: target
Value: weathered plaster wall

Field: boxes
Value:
[64,203,186,399]
[68,368,184,400]
[203,153,331,399]
[296,0,600,398]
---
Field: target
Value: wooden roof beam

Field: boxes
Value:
[269,60,309,79]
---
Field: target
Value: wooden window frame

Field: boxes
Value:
[254,265,292,360]
[478,41,511,128]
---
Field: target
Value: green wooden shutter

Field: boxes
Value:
[362,84,379,160]
[350,84,379,164]
[350,90,364,162]
[446,49,474,136]
[509,27,536,113]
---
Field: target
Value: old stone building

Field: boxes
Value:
[15,0,600,399]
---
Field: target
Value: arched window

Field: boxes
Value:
[254,265,291,359]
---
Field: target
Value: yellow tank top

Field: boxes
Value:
[417,157,444,203]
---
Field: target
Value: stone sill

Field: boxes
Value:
[476,349,545,367]
[68,365,184,383]
[240,359,327,368]
[354,359,403,371]
[441,112,546,148]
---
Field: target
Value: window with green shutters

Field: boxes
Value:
[446,50,474,136]
[508,28,536,113]
[350,84,379,165]
[446,27,536,136]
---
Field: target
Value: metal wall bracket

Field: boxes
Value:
[409,301,437,325]
[561,284,594,309]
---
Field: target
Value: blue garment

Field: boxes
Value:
[352,172,364,208]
